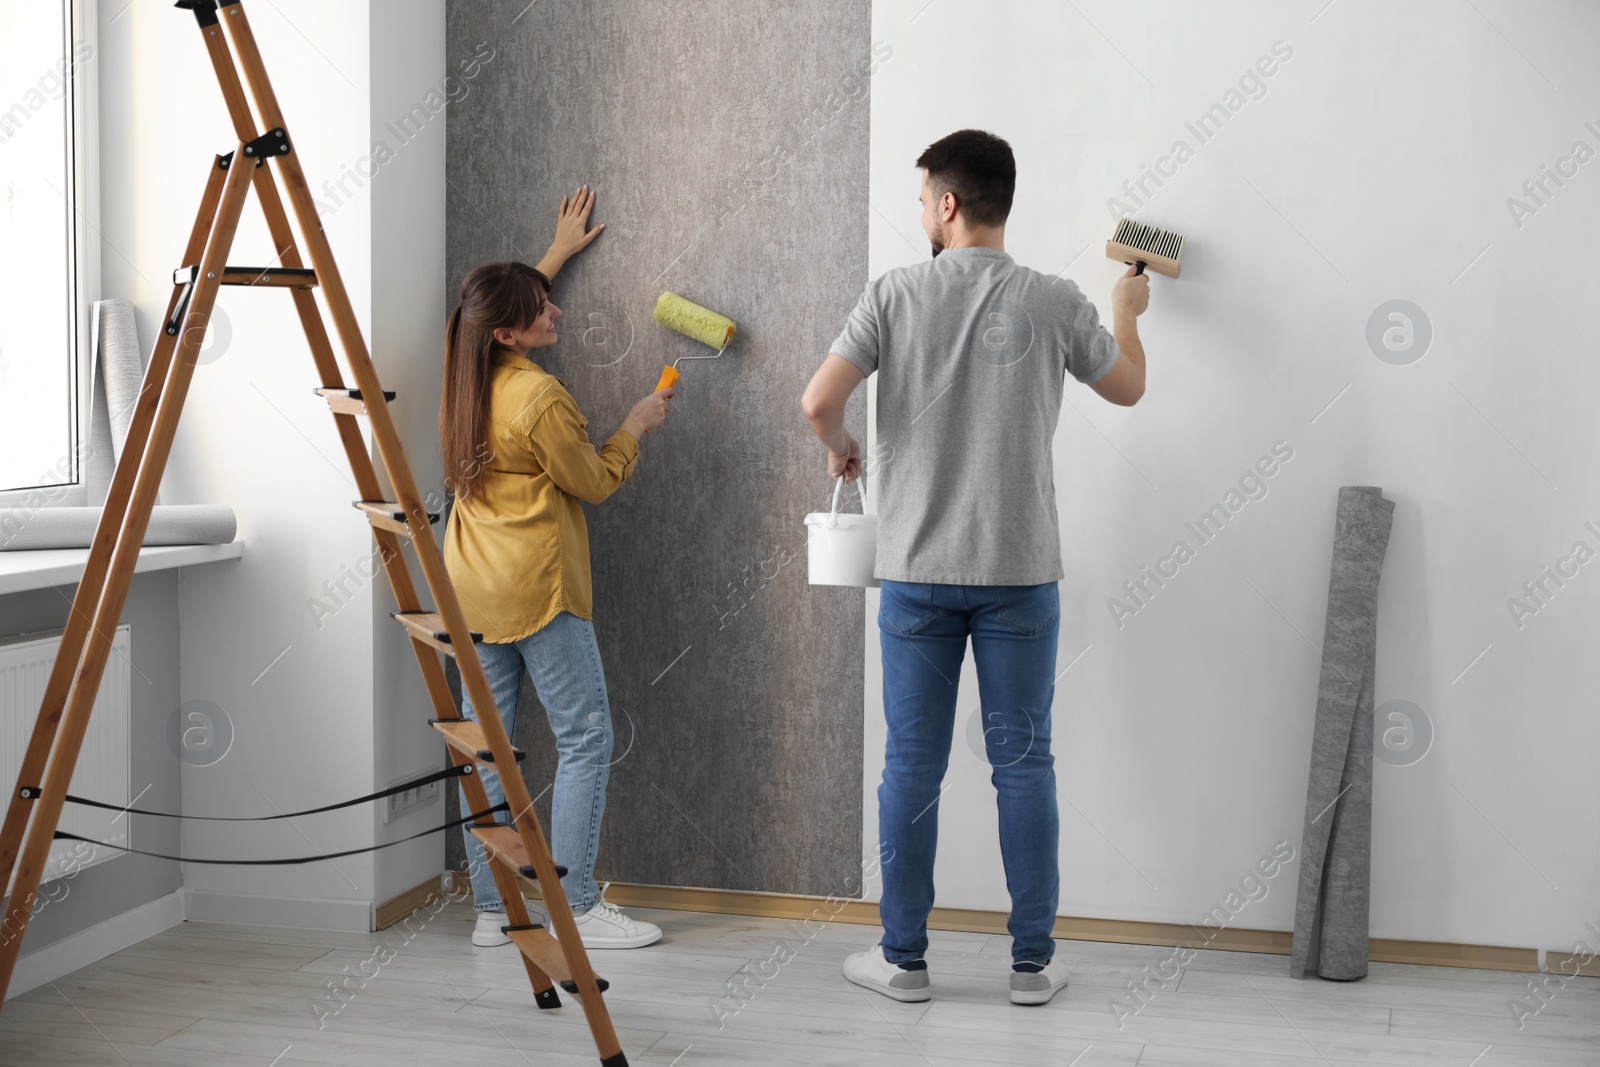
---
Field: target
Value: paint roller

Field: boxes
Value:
[652,291,736,393]
[1105,217,1185,277]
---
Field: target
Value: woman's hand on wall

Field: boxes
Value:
[623,385,675,440]
[538,185,605,279]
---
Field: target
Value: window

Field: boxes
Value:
[0,0,96,504]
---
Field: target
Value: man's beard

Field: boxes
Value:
[929,219,945,258]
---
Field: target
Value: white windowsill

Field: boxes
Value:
[0,541,245,597]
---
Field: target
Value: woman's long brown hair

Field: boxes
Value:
[440,262,549,502]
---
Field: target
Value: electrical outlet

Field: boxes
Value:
[383,774,441,823]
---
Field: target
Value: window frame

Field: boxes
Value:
[0,0,101,509]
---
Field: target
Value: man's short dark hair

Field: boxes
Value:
[916,129,1016,228]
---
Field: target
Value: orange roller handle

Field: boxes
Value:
[645,365,681,434]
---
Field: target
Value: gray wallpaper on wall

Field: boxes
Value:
[443,1,869,896]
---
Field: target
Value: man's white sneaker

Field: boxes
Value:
[471,901,547,947]
[843,944,931,1002]
[558,895,661,949]
[1010,958,1069,1005]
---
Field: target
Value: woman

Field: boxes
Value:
[440,187,671,949]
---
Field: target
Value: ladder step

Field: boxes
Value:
[390,611,480,655]
[502,924,580,986]
[171,265,318,289]
[469,825,569,881]
[354,500,439,536]
[315,386,395,416]
[430,718,525,764]
[227,266,318,288]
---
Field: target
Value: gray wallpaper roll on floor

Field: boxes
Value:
[1291,485,1395,980]
[444,2,868,895]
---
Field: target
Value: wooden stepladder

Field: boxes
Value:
[0,2,629,1062]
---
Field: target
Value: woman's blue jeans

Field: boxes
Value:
[877,580,1061,966]
[456,611,613,915]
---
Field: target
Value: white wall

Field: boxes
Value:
[99,0,446,929]
[863,0,1600,956]
[368,0,450,906]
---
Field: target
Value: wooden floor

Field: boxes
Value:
[2,901,1596,1065]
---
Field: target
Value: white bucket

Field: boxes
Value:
[804,476,879,588]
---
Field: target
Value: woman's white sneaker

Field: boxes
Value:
[1010,958,1069,1005]
[472,910,510,947]
[843,944,931,1002]
[471,901,547,947]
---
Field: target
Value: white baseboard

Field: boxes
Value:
[8,888,185,999]
[180,887,373,932]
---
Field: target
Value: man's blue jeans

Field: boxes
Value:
[456,611,613,915]
[877,579,1061,966]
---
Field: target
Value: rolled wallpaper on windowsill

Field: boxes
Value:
[88,298,149,507]
[0,504,236,551]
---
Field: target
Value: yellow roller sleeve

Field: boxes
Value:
[654,291,735,351]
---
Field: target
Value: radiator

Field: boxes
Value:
[1,626,131,893]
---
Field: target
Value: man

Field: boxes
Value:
[802,128,1150,1005]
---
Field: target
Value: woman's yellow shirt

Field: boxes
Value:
[442,347,639,643]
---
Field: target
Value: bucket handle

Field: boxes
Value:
[827,474,867,527]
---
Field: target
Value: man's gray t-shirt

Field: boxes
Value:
[830,246,1120,586]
